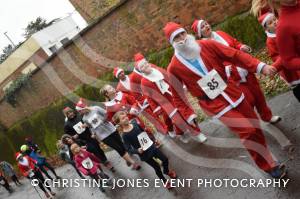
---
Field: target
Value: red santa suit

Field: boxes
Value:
[16,153,39,177]
[164,22,276,172]
[104,91,140,122]
[114,67,169,134]
[140,63,201,136]
[258,13,300,87]
[192,20,273,122]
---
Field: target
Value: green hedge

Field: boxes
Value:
[0,12,285,165]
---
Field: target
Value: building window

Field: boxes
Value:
[60,37,70,45]
[49,45,57,53]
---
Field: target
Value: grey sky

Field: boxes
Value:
[0,0,87,50]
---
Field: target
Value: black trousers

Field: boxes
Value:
[38,161,57,179]
[102,132,127,157]
[293,84,300,102]
[86,139,108,163]
[31,170,52,193]
[144,149,169,182]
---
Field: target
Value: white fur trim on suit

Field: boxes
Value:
[237,67,248,82]
[213,93,245,119]
[187,114,197,124]
[170,28,186,43]
[290,79,300,86]
[169,108,178,118]
[256,62,266,74]
[225,65,231,79]
[211,31,229,46]
[153,106,161,113]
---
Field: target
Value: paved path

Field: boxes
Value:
[1,91,299,199]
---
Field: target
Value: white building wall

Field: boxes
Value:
[32,15,85,56]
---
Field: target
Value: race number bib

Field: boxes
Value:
[82,157,94,169]
[73,122,86,134]
[88,113,102,129]
[137,132,153,151]
[197,69,227,99]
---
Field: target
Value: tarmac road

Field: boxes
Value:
[1,91,299,199]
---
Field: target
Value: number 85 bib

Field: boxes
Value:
[197,69,227,100]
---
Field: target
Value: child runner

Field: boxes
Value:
[112,111,177,190]
[71,143,110,192]
[56,140,84,178]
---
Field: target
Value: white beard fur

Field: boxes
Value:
[173,34,201,60]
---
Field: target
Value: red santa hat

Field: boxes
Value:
[16,152,22,160]
[75,98,87,111]
[163,22,186,44]
[134,53,147,70]
[191,19,205,38]
[258,12,274,27]
[113,67,124,78]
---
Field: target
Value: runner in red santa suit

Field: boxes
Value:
[16,152,55,198]
[113,67,172,137]
[259,12,300,101]
[191,19,281,124]
[135,53,207,143]
[164,22,286,178]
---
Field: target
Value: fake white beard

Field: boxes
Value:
[173,34,200,60]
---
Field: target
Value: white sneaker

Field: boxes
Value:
[192,133,207,143]
[269,116,282,124]
[179,133,191,143]
[168,131,177,138]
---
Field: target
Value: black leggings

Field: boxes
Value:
[293,84,300,102]
[0,177,12,193]
[102,131,127,157]
[86,139,108,163]
[144,149,169,183]
[38,161,58,179]
[31,170,52,193]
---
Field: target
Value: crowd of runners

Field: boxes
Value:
[1,0,300,198]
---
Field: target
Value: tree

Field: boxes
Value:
[23,17,52,38]
[0,44,14,64]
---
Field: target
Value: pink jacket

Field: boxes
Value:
[73,149,101,176]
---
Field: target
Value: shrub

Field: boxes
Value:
[4,73,32,107]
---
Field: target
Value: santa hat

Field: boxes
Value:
[16,152,22,160]
[191,19,205,38]
[113,67,124,78]
[163,22,186,44]
[134,53,147,71]
[75,98,87,111]
[258,12,274,27]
